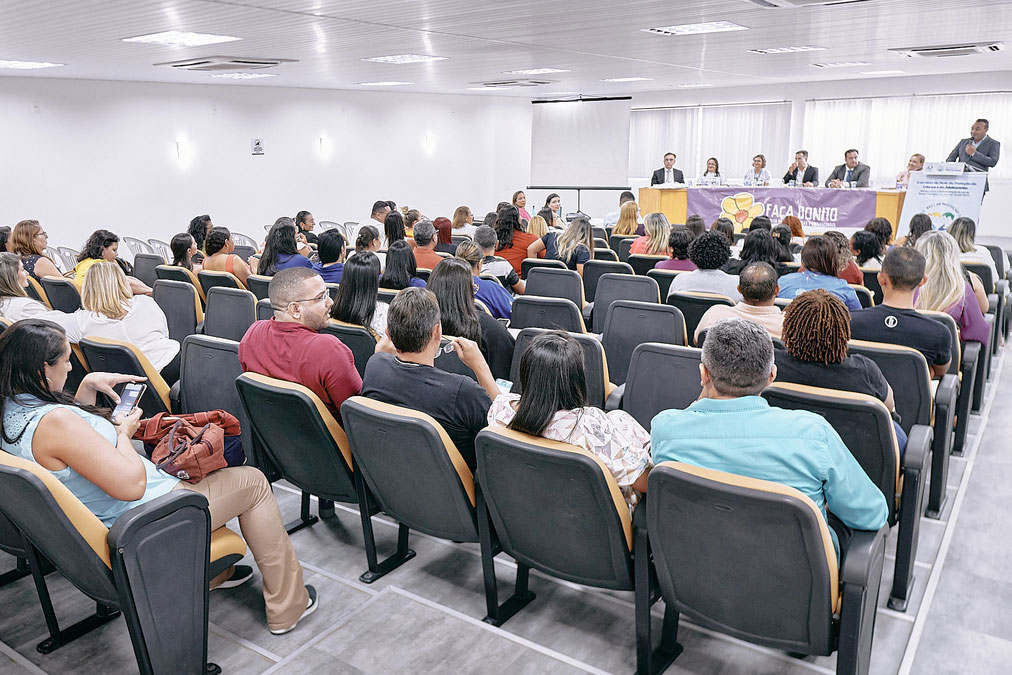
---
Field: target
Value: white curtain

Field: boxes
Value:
[629,103,792,182]
[803,92,1012,186]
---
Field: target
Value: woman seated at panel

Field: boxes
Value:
[0,319,319,635]
[73,229,152,296]
[10,220,62,282]
[629,213,671,257]
[654,227,696,272]
[330,251,387,337]
[744,154,772,186]
[380,240,426,290]
[852,231,884,270]
[487,331,651,510]
[427,257,514,380]
[455,241,513,321]
[202,226,252,288]
[699,157,722,184]
[823,230,863,285]
[775,289,907,456]
[258,218,312,277]
[0,252,81,339]
[914,231,989,343]
[76,261,181,385]
[170,233,203,274]
[527,216,594,275]
[777,236,861,311]
[612,202,642,237]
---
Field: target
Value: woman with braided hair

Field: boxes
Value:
[774,289,907,455]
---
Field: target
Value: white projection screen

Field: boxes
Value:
[530,98,631,187]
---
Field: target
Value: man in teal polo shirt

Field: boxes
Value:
[651,317,887,558]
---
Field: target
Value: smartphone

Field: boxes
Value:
[112,383,146,419]
[495,378,513,394]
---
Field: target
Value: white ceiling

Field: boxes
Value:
[1,0,1010,97]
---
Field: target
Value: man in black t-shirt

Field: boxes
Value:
[850,247,952,377]
[361,287,498,469]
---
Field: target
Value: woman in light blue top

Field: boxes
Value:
[776,235,862,311]
[0,319,318,635]
[744,154,772,186]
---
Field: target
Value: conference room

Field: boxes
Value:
[0,1,1009,673]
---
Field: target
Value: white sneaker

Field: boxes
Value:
[269,585,319,635]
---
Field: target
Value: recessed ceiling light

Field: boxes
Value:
[860,69,905,75]
[211,72,276,80]
[747,45,826,55]
[467,86,513,91]
[356,81,413,86]
[602,76,654,83]
[0,59,64,70]
[643,21,747,37]
[810,61,871,68]
[503,68,571,75]
[677,83,712,88]
[123,31,242,47]
[362,54,447,64]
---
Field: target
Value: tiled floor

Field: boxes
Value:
[0,346,1007,674]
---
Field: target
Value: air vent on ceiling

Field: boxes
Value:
[890,42,1004,58]
[742,0,871,7]
[472,79,555,88]
[154,56,298,71]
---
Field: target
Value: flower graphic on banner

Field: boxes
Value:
[720,193,765,232]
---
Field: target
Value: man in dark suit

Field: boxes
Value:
[651,152,685,185]
[783,150,819,186]
[946,118,1000,194]
[825,149,871,188]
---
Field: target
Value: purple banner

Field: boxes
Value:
[685,187,877,232]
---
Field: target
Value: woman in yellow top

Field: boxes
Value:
[72,230,152,296]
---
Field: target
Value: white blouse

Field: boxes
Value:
[75,295,179,370]
[0,296,83,342]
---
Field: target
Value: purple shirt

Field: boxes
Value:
[654,258,697,271]
[914,280,989,343]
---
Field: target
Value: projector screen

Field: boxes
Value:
[530,98,631,187]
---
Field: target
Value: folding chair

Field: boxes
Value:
[588,274,660,333]
[509,328,617,409]
[122,236,154,259]
[849,284,875,308]
[245,274,272,300]
[510,296,586,333]
[320,319,379,378]
[152,279,204,343]
[646,269,686,299]
[79,337,173,414]
[197,270,244,297]
[627,254,668,276]
[919,310,979,455]
[40,277,82,312]
[666,291,735,347]
[155,265,205,304]
[582,260,632,303]
[203,287,257,342]
[601,301,686,385]
[520,258,567,280]
[525,267,585,308]
[146,239,172,263]
[614,343,703,427]
[131,254,164,288]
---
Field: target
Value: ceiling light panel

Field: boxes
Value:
[643,21,748,36]
[503,68,570,75]
[747,45,826,54]
[123,31,241,47]
[356,81,413,86]
[362,54,447,64]
[677,83,712,88]
[211,73,276,79]
[0,60,64,69]
[860,70,905,75]
[602,76,653,82]
[810,61,871,68]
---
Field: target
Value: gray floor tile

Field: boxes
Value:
[912,622,1012,675]
[923,568,1012,644]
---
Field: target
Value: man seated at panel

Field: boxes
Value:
[651,152,685,185]
[666,231,743,303]
[694,261,784,342]
[363,287,500,470]
[783,149,819,187]
[651,318,888,559]
[849,247,952,378]
[825,149,871,188]
[603,191,643,229]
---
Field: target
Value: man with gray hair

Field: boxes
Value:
[651,317,887,558]
[412,219,444,270]
[694,261,784,342]
[474,225,525,294]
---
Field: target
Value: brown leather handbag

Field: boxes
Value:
[149,418,227,483]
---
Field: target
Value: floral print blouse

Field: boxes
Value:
[488,394,652,510]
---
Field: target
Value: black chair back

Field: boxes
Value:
[203,287,257,342]
[520,258,568,280]
[602,301,686,385]
[850,284,875,308]
[132,254,164,287]
[155,265,205,303]
[982,244,1007,279]
[510,296,586,332]
[592,274,660,333]
[509,328,614,408]
[962,262,994,294]
[593,248,619,261]
[623,343,702,428]
[646,268,686,299]
[320,320,378,378]
[617,239,635,262]
[40,277,82,312]
[582,260,632,302]
[525,268,585,307]
[197,270,244,297]
[627,254,667,276]
[246,274,272,300]
[849,340,931,434]
[78,337,171,414]
[232,245,257,264]
[609,234,634,253]
[152,279,204,343]
[860,268,883,305]
[256,298,273,321]
[666,291,735,346]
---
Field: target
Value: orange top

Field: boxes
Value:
[498,231,539,274]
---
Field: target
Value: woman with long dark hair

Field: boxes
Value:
[380,240,425,290]
[426,257,514,379]
[383,210,406,250]
[512,191,531,222]
[330,251,386,336]
[493,205,536,275]
[725,229,791,276]
[851,231,884,269]
[543,193,565,229]
[770,225,796,263]
[487,331,651,509]
[777,236,861,310]
[258,218,311,276]
[170,233,201,272]
[73,229,151,296]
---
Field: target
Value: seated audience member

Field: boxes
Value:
[535,207,558,232]
[76,261,180,384]
[330,252,387,337]
[382,210,407,250]
[494,206,537,275]
[348,201,390,246]
[188,214,213,258]
[488,332,651,509]
[695,262,784,341]
[667,231,742,302]
[412,220,445,271]
[0,252,81,338]
[726,229,792,276]
[850,247,952,377]
[0,319,319,635]
[629,213,671,257]
[684,214,706,240]
[863,217,894,257]
[896,213,932,248]
[481,211,498,231]
[350,224,386,270]
[170,233,202,273]
[11,220,62,282]
[240,267,361,420]
[747,215,772,232]
[611,201,641,237]
[711,218,735,248]
[0,226,10,252]
[655,227,697,272]
[202,227,252,288]
[433,217,457,255]
[258,218,312,276]
[777,236,861,311]
[824,230,863,285]
[914,231,989,343]
[775,289,907,455]
[452,206,476,239]
[474,225,524,295]
[380,240,426,290]
[770,226,796,263]
[896,153,925,187]
[73,230,152,296]
[948,216,1005,285]
[296,210,318,245]
[427,257,514,380]
[311,230,346,284]
[455,241,513,321]
[527,216,594,274]
[783,216,805,247]
[512,191,531,223]
[852,231,884,269]
[604,191,636,229]
[404,209,422,237]
[364,287,499,469]
[651,317,888,558]
[543,193,565,229]
[525,214,549,248]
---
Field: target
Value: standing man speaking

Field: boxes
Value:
[651,152,685,185]
[947,118,1000,196]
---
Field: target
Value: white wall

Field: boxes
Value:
[0,77,532,253]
